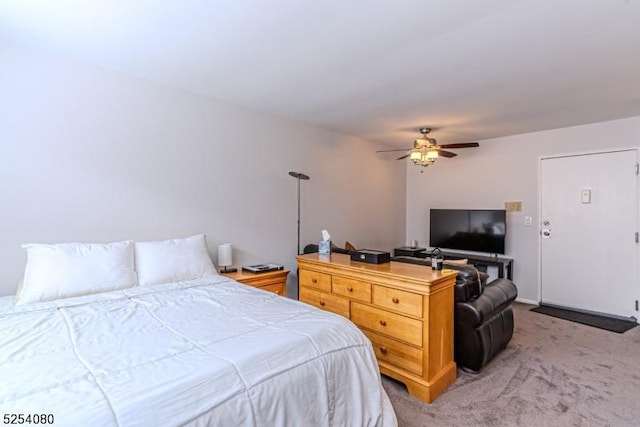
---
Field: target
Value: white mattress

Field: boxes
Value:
[0,276,397,426]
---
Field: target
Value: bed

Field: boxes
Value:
[0,275,397,426]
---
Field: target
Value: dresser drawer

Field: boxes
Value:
[300,287,350,318]
[373,285,423,318]
[332,276,371,302]
[351,302,423,347]
[299,269,331,292]
[258,282,285,296]
[363,330,423,376]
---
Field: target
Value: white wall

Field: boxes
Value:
[406,115,640,302]
[0,43,406,297]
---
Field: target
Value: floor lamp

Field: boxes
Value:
[289,171,310,255]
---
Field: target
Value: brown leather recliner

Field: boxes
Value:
[392,256,518,372]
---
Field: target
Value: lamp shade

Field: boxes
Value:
[217,244,233,267]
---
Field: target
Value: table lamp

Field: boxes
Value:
[218,243,237,273]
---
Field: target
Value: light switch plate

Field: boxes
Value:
[581,189,591,204]
[524,216,533,226]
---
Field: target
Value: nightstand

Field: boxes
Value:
[221,269,289,296]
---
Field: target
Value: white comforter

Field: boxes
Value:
[0,276,396,426]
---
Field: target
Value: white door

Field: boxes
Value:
[540,150,639,319]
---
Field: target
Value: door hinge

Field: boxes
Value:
[636,300,639,311]
[636,163,639,175]
[636,232,639,243]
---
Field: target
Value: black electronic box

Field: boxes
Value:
[350,249,391,264]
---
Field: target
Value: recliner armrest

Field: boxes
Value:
[456,278,518,327]
[303,244,319,254]
[302,243,351,255]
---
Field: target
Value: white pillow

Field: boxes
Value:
[16,240,137,305]
[134,234,218,285]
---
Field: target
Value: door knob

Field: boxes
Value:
[541,229,551,238]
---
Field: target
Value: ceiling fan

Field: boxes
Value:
[377,128,479,167]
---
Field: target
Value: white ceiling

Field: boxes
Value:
[1,0,640,147]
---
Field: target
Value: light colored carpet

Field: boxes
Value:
[382,302,640,427]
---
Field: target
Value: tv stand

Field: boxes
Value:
[394,248,513,280]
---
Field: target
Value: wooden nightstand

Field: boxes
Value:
[221,269,289,297]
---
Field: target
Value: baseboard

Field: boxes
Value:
[515,297,538,306]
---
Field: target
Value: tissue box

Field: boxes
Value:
[350,249,390,264]
[318,240,331,255]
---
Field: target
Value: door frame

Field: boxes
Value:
[537,147,640,312]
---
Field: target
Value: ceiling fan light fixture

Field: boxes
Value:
[408,148,435,167]
[376,127,478,169]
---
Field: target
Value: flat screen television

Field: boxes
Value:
[429,209,506,254]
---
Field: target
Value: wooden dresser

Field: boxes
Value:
[296,253,457,403]
[221,269,289,296]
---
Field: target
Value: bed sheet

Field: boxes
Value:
[0,276,397,426]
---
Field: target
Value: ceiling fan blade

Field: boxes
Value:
[376,148,411,153]
[437,150,457,158]
[439,142,479,149]
[396,154,410,160]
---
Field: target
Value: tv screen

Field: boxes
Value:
[429,209,506,254]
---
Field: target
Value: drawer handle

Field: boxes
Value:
[392,297,399,304]
[312,278,318,283]
[347,287,353,292]
[379,320,387,327]
[319,300,325,306]
[380,346,388,354]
